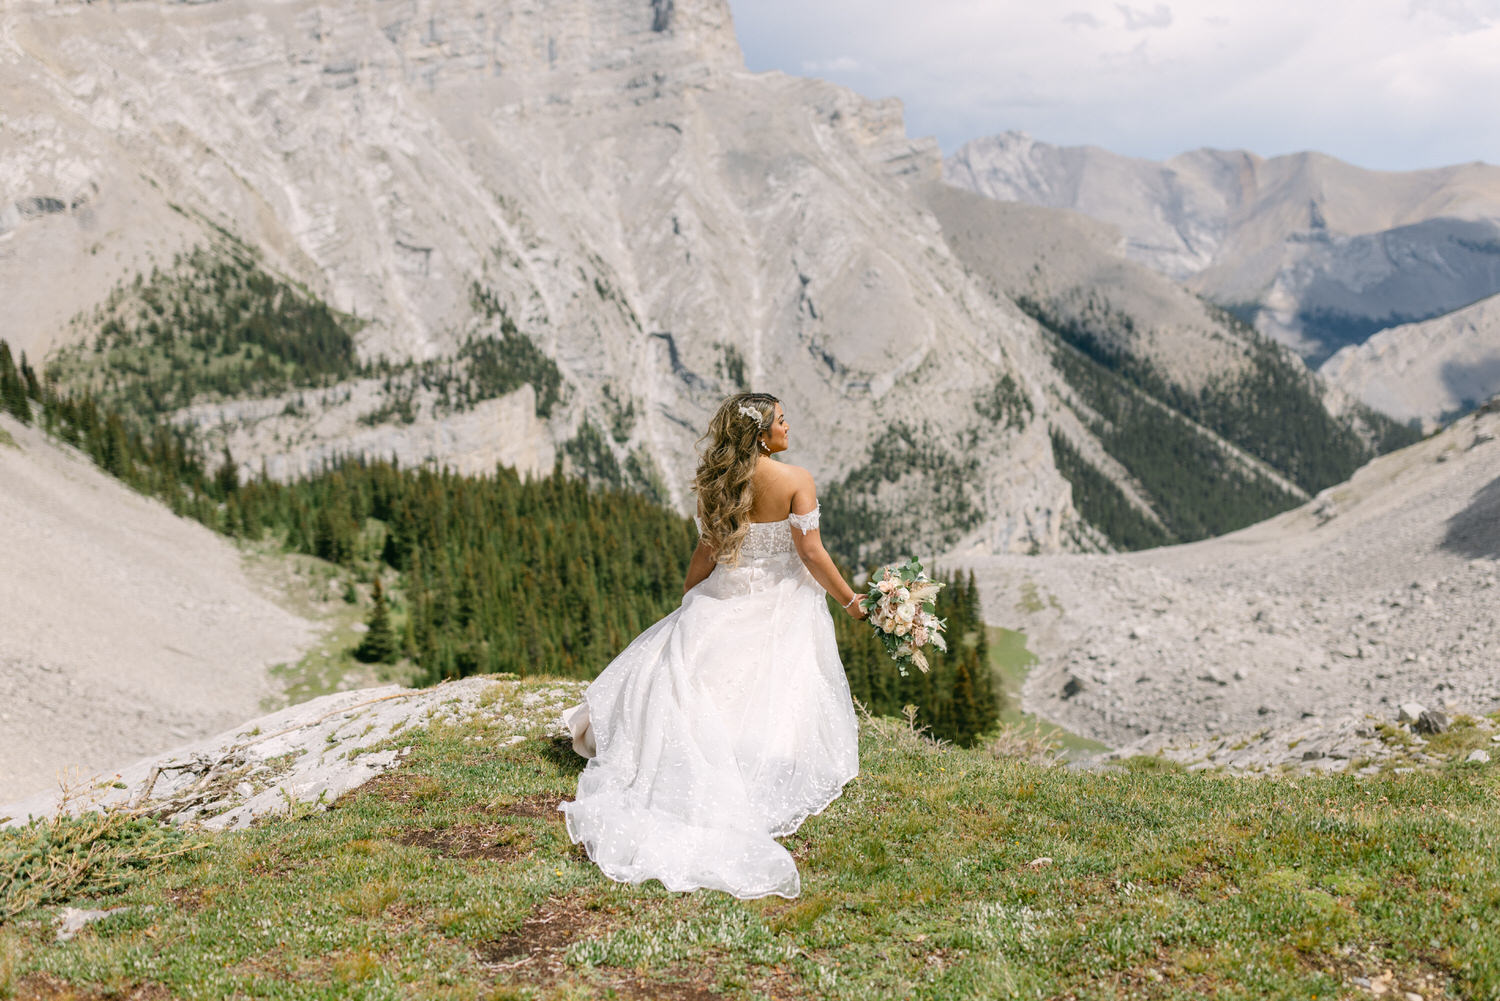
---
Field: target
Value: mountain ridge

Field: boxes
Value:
[945,130,1500,363]
[2,0,1407,563]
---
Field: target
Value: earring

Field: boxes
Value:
[759,438,770,454]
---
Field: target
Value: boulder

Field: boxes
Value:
[1414,709,1450,735]
[1396,703,1427,724]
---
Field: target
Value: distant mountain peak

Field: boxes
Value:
[946,132,1500,365]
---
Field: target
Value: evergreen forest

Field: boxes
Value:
[1015,294,1423,550]
[3,340,1000,745]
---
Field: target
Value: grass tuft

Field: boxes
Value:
[0,807,205,920]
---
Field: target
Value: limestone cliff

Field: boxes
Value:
[2,0,1073,556]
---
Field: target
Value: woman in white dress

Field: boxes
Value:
[559,392,867,899]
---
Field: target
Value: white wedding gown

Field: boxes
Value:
[558,505,859,899]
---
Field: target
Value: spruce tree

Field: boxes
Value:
[0,340,30,425]
[949,659,981,747]
[18,352,40,401]
[354,577,399,664]
[215,446,239,496]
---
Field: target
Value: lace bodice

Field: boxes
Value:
[695,505,821,560]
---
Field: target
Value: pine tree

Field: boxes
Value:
[0,340,30,425]
[18,352,40,401]
[354,577,399,664]
[215,446,239,496]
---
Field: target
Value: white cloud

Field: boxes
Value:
[1406,0,1500,32]
[1117,3,1174,29]
[1063,10,1104,28]
[727,0,1500,169]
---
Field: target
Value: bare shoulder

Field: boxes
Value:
[771,461,815,488]
[766,462,816,499]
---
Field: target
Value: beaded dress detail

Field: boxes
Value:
[559,503,858,899]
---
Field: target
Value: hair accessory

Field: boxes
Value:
[737,403,764,424]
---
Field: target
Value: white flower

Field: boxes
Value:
[896,603,916,623]
[909,581,941,603]
[895,587,909,602]
[895,622,910,636]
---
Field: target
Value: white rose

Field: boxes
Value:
[895,587,909,602]
[895,622,910,636]
[897,603,916,623]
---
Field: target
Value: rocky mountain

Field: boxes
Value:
[2,0,1079,559]
[1320,292,1500,430]
[919,182,1416,551]
[2,0,1406,563]
[945,131,1500,365]
[950,401,1500,751]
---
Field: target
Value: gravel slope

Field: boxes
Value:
[949,404,1500,755]
[0,415,316,802]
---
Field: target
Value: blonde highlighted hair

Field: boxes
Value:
[692,392,779,565]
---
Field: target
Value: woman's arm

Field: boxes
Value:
[788,470,867,620]
[683,536,717,594]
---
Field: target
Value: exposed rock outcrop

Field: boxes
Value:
[0,676,585,830]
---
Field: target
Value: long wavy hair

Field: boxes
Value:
[693,392,779,565]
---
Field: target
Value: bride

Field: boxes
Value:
[559,392,867,899]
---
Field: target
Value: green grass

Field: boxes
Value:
[3,677,1497,1000]
[239,542,414,711]
[987,626,1108,758]
[0,426,15,450]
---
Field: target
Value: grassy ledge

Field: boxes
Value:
[2,676,1497,1000]
[987,626,1108,759]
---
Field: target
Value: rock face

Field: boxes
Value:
[949,403,1500,750]
[2,0,1076,555]
[945,131,1500,363]
[1320,293,1500,429]
[175,382,558,482]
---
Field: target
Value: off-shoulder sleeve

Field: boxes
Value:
[787,503,821,535]
[694,514,703,535]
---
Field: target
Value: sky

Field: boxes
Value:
[727,0,1500,171]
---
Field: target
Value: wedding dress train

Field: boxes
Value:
[559,505,858,899]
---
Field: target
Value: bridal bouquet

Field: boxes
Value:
[859,559,947,675]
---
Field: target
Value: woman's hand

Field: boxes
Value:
[843,595,868,620]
